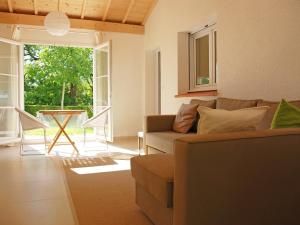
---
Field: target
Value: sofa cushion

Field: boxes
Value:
[257,100,300,130]
[271,99,300,129]
[131,154,174,208]
[189,99,216,132]
[146,131,197,154]
[217,97,259,110]
[197,106,269,134]
[173,103,199,133]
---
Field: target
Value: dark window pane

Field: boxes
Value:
[196,35,209,85]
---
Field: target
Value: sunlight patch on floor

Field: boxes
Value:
[49,141,140,157]
[71,159,131,175]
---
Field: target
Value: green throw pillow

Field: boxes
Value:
[271,99,300,129]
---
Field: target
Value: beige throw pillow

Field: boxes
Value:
[189,99,216,132]
[173,104,199,133]
[197,106,270,135]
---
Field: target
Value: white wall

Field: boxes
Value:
[144,0,300,114]
[19,26,98,48]
[0,24,14,39]
[102,32,144,137]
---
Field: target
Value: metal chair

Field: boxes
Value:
[81,106,111,147]
[15,107,48,155]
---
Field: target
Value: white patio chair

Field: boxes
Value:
[81,106,111,146]
[15,107,48,155]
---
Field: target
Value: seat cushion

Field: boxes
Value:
[146,131,197,153]
[131,154,174,208]
[217,97,260,110]
[257,100,300,130]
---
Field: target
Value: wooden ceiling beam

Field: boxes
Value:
[0,12,144,35]
[122,0,135,24]
[103,0,112,21]
[33,0,38,15]
[142,0,157,25]
[7,0,13,13]
[80,0,87,19]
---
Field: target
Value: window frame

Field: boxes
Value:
[189,24,217,92]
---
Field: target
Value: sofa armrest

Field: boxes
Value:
[144,115,176,133]
[173,128,300,225]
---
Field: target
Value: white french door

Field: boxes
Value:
[0,38,23,143]
[93,41,113,142]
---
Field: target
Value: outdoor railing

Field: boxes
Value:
[25,105,93,118]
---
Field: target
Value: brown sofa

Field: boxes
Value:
[132,97,300,225]
[144,97,300,154]
[132,128,300,225]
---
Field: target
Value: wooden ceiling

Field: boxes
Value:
[0,0,158,34]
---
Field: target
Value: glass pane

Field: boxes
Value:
[96,48,108,77]
[96,77,108,106]
[195,35,209,85]
[0,41,19,138]
[0,44,18,76]
[94,43,111,140]
[0,75,18,106]
[0,108,18,137]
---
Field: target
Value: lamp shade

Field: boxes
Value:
[44,11,70,36]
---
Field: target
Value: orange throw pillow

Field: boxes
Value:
[173,104,198,133]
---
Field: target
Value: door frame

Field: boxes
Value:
[1,37,113,142]
[0,37,23,110]
[0,37,23,142]
[93,40,113,142]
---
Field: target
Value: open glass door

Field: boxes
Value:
[93,41,113,142]
[0,38,23,144]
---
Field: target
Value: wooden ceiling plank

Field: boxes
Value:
[122,0,135,24]
[103,0,112,21]
[58,0,62,12]
[0,12,144,35]
[33,0,38,15]
[142,0,158,25]
[7,0,13,13]
[80,0,87,19]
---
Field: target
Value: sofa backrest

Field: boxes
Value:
[190,97,300,130]
[189,99,216,108]
[173,128,300,225]
[216,97,260,110]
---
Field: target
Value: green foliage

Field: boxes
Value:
[25,105,93,118]
[24,45,93,108]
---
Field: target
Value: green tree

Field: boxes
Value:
[24,45,93,108]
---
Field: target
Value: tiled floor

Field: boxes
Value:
[0,137,140,225]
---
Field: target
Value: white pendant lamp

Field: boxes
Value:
[44,11,70,36]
